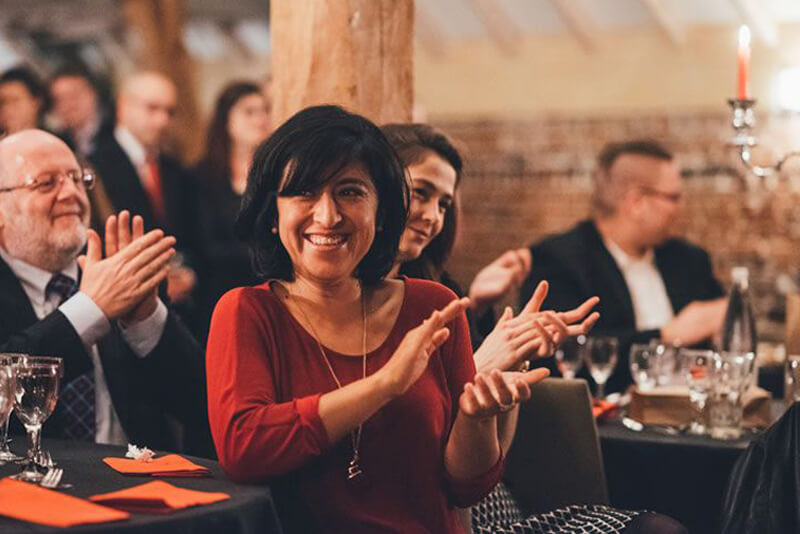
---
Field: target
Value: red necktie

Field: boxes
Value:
[144,154,165,224]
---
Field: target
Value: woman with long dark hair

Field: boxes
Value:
[192,81,271,339]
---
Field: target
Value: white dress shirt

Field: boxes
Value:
[114,125,150,185]
[0,248,168,445]
[603,238,674,331]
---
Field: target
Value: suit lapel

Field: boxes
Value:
[0,258,41,337]
[655,247,688,314]
[584,222,636,328]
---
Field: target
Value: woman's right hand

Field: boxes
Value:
[377,297,471,398]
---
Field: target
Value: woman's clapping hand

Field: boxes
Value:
[377,296,471,398]
[459,368,550,419]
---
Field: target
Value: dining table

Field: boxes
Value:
[598,400,787,534]
[0,439,283,533]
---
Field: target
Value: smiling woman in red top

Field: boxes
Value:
[205,105,550,533]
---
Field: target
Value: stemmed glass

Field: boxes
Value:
[629,343,660,391]
[12,356,62,483]
[681,349,714,435]
[0,361,16,466]
[582,336,619,399]
[555,335,585,379]
[0,353,23,462]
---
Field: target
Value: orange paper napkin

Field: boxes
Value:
[89,480,229,514]
[592,399,619,419]
[0,478,129,527]
[104,454,211,477]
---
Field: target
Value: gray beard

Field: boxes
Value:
[2,226,86,272]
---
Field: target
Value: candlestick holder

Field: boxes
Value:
[728,98,800,180]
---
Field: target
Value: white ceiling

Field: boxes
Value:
[418,0,800,39]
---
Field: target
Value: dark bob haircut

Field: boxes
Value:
[235,105,409,285]
[381,123,463,282]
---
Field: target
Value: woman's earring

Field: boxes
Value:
[271,227,278,234]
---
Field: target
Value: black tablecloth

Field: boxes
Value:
[599,402,787,534]
[0,439,282,534]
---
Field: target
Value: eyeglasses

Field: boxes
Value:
[0,169,96,195]
[640,186,683,204]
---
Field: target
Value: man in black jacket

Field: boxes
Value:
[88,71,196,306]
[0,129,210,454]
[520,140,726,393]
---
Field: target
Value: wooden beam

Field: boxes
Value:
[122,0,203,162]
[637,0,686,47]
[271,0,414,126]
[468,0,522,56]
[415,2,447,59]
[549,0,597,53]
[730,0,778,48]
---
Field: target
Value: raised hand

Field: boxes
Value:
[459,367,550,419]
[468,248,532,314]
[103,211,161,325]
[474,281,600,373]
[78,211,175,321]
[377,297,470,398]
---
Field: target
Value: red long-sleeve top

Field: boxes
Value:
[206,277,503,533]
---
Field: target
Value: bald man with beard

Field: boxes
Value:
[0,130,210,454]
[89,71,196,306]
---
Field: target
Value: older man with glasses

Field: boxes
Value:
[0,129,210,455]
[520,140,726,394]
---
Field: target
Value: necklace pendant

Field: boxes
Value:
[347,456,368,490]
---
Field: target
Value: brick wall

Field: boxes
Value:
[433,112,800,341]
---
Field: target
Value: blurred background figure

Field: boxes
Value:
[0,66,48,135]
[89,71,197,307]
[49,63,114,157]
[520,140,727,394]
[192,81,271,341]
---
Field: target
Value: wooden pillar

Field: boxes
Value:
[270,0,414,126]
[122,0,203,162]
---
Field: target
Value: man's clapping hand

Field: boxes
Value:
[78,210,175,323]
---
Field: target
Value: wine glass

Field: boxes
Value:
[629,343,659,391]
[0,353,23,462]
[12,356,62,483]
[681,349,714,435]
[0,362,16,466]
[555,335,585,379]
[582,336,619,399]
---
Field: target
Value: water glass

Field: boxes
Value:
[555,335,585,379]
[12,356,63,483]
[629,343,660,391]
[681,349,714,435]
[0,363,16,466]
[785,355,800,405]
[0,353,23,462]
[708,352,751,440]
[582,336,618,399]
[652,343,681,386]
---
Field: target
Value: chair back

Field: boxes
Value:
[504,378,609,514]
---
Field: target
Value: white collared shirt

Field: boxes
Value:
[0,248,168,445]
[603,238,674,331]
[114,125,150,185]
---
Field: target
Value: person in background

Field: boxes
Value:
[191,81,271,341]
[382,123,689,534]
[207,105,554,533]
[0,129,210,454]
[520,140,726,394]
[0,66,48,135]
[88,71,196,306]
[49,63,114,157]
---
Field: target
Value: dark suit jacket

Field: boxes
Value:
[0,257,212,455]
[519,219,724,393]
[88,134,196,253]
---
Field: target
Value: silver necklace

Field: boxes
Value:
[287,284,369,490]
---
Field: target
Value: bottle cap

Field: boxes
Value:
[732,266,749,288]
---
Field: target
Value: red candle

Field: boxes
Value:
[737,25,751,100]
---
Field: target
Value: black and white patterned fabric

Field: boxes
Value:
[472,483,641,534]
